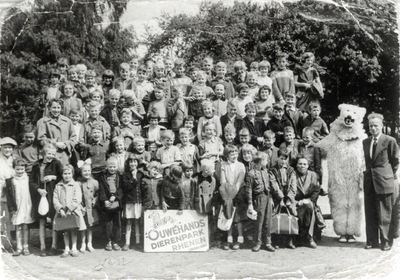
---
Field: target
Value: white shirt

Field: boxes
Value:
[370,133,382,159]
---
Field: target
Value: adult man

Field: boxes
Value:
[362,113,399,251]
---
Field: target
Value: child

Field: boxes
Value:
[152,61,172,99]
[6,159,35,256]
[164,57,175,78]
[148,142,159,161]
[77,162,99,253]
[136,65,154,102]
[76,64,87,85]
[113,108,142,150]
[171,58,192,96]
[89,90,105,108]
[266,103,292,147]
[300,100,329,142]
[283,93,305,138]
[14,125,40,175]
[232,83,253,119]
[235,102,266,148]
[210,83,228,117]
[129,57,139,80]
[209,62,235,100]
[130,137,152,170]
[294,52,323,112]
[156,130,182,174]
[69,110,85,162]
[57,57,69,84]
[198,122,224,163]
[144,59,155,80]
[246,151,284,252]
[239,143,257,172]
[188,66,199,82]
[260,130,279,168]
[53,164,86,257]
[160,164,185,213]
[187,85,205,121]
[121,156,142,250]
[220,145,246,250]
[98,157,123,251]
[231,61,247,92]
[177,128,199,172]
[61,82,83,117]
[279,126,300,166]
[202,56,214,82]
[69,66,89,103]
[142,111,166,146]
[101,70,115,104]
[30,143,63,256]
[181,162,197,210]
[257,60,272,89]
[238,128,251,148]
[192,71,214,99]
[100,89,121,131]
[141,161,163,210]
[110,137,131,175]
[86,70,103,96]
[246,71,260,100]
[197,100,222,142]
[37,69,62,121]
[250,61,260,75]
[254,85,274,121]
[270,52,295,102]
[167,86,187,135]
[222,123,237,147]
[114,62,137,93]
[148,86,169,127]
[83,101,111,143]
[220,99,240,138]
[182,115,198,144]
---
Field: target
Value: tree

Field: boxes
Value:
[143,0,398,136]
[1,0,138,138]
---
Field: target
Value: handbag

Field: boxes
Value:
[217,206,236,231]
[270,206,299,235]
[314,204,326,230]
[311,80,324,99]
[53,214,79,231]
[107,200,120,210]
[38,196,49,216]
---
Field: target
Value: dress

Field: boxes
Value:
[7,173,35,225]
[78,177,99,227]
[294,65,320,112]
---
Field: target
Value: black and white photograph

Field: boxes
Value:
[0,0,399,279]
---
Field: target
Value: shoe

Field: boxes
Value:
[122,244,129,251]
[222,243,230,250]
[70,250,79,257]
[381,241,391,251]
[347,235,356,243]
[252,243,262,252]
[48,247,58,256]
[39,249,47,257]
[309,238,317,249]
[13,249,22,257]
[113,243,121,251]
[365,242,379,249]
[87,244,95,252]
[60,251,70,258]
[22,248,30,256]
[105,242,113,251]
[287,239,296,249]
[232,242,241,250]
[339,235,347,243]
[319,189,328,196]
[80,245,86,253]
[265,244,275,252]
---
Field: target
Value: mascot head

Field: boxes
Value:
[338,104,366,128]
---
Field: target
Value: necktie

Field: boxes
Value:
[372,137,377,158]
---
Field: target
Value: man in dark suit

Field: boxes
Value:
[363,113,399,251]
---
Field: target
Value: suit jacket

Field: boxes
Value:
[363,134,399,194]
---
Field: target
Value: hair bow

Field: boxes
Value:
[77,158,92,168]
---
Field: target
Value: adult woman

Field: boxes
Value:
[293,154,320,248]
[37,99,77,165]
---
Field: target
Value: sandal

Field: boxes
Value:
[60,251,70,258]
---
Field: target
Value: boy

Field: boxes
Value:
[98,156,123,251]
[109,137,130,174]
[197,99,222,142]
[238,128,251,148]
[300,100,329,142]
[113,108,141,150]
[142,111,166,146]
[222,123,237,147]
[188,66,199,82]
[156,130,182,174]
[101,70,115,104]
[260,130,279,168]
[231,61,247,92]
[85,70,102,95]
[210,83,228,117]
[246,151,284,252]
[120,90,146,126]
[160,165,185,213]
[235,102,266,148]
[167,86,187,136]
[191,71,214,99]
[187,85,205,121]
[14,124,40,175]
[283,93,305,139]
[100,89,121,131]
[130,136,152,171]
[69,66,89,103]
[177,128,199,172]
[149,86,169,127]
[141,161,163,210]
[220,99,240,138]
[57,57,69,84]
[164,57,176,78]
[76,64,87,85]
[246,71,260,100]
[171,58,192,96]
[114,62,138,94]
[83,101,111,143]
[181,162,197,210]
[279,126,300,166]
[209,62,235,100]
[136,65,154,102]
[202,56,214,84]
[129,56,139,80]
[36,69,63,121]
[266,103,292,147]
[258,60,272,89]
[270,52,295,102]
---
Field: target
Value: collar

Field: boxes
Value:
[91,140,104,146]
[286,106,296,112]
[373,133,382,142]
[206,137,216,143]
[60,179,76,187]
[14,172,28,180]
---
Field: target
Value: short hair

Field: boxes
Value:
[57,58,69,67]
[224,123,236,135]
[91,124,103,132]
[246,71,258,80]
[109,89,121,98]
[259,60,271,69]
[237,83,249,93]
[112,136,124,145]
[119,63,130,70]
[63,81,75,91]
[122,90,135,99]
[170,164,183,178]
[120,108,133,118]
[47,98,62,108]
[90,90,104,99]
[183,115,194,125]
[215,62,226,69]
[302,126,315,137]
[191,84,202,94]
[137,64,147,73]
[146,161,161,172]
[148,111,161,121]
[69,108,81,116]
[48,68,60,79]
[252,151,268,165]
[278,148,290,158]
[86,70,96,78]
[301,52,315,64]
[107,156,118,166]
[285,92,296,100]
[62,164,75,175]
[239,128,250,136]
[276,52,288,60]
[23,124,36,134]
[200,159,214,172]
[284,126,295,134]
[227,99,239,110]
[86,100,101,110]
[189,66,199,72]
[42,143,57,155]
[164,57,174,65]
[174,58,185,67]
[309,100,321,111]
[244,102,256,112]
[76,64,87,72]
[223,144,238,158]
[124,154,139,173]
[133,136,145,146]
[263,130,276,139]
[204,122,217,132]
[154,61,165,70]
[250,62,259,69]
[102,70,115,80]
[367,112,384,122]
[179,128,189,136]
[196,70,207,79]
[201,99,213,109]
[241,143,257,154]
[203,57,213,64]
[161,130,175,140]
[182,162,194,172]
[233,61,247,71]
[13,158,27,168]
[293,154,309,167]
[68,66,78,74]
[257,85,272,98]
[214,83,225,90]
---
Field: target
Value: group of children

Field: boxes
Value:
[1,51,330,257]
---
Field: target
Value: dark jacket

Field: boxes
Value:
[266,116,292,147]
[159,175,185,210]
[235,116,267,148]
[283,105,306,139]
[98,171,123,210]
[141,173,163,210]
[121,172,142,204]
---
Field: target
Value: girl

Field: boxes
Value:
[60,82,83,117]
[197,100,222,142]
[53,164,86,257]
[222,123,237,147]
[198,122,224,164]
[232,83,253,118]
[101,70,115,105]
[77,162,99,253]
[255,85,274,121]
[6,158,35,256]
[121,156,142,250]
[246,71,260,100]
[220,145,246,250]
[90,90,104,108]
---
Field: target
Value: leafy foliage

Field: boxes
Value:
[1,0,138,137]
[143,0,398,136]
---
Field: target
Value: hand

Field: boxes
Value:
[280,200,285,207]
[304,83,312,89]
[37,188,47,196]
[247,204,254,213]
[303,198,310,204]
[162,201,169,212]
[60,209,67,217]
[44,175,56,182]
[257,137,264,144]
[286,200,292,207]
[56,142,66,149]
[177,210,183,215]
[109,196,115,202]
[104,200,111,208]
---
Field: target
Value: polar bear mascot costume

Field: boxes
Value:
[318,104,367,243]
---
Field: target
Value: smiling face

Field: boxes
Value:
[202,61,213,73]
[273,109,284,120]
[239,134,250,145]
[203,104,213,118]
[154,89,164,100]
[49,102,61,118]
[104,76,113,85]
[184,120,194,130]
[89,107,100,119]
[260,66,269,77]
[216,66,226,78]
[239,88,249,98]
[49,75,59,86]
[86,76,95,86]
[91,92,101,102]
[129,159,138,171]
[155,67,165,78]
[246,108,256,120]
[121,113,132,125]
[225,132,235,144]
[137,69,147,81]
[174,65,185,76]
[62,168,73,183]
[179,132,189,145]
[259,89,270,100]
[1,144,14,157]
[81,165,92,179]
[162,137,174,148]
[242,151,253,163]
[197,75,206,86]
[228,150,238,163]
[149,118,159,127]
[134,141,145,153]
[107,161,118,174]
[14,165,25,177]
[149,167,160,178]
[184,168,194,179]
[120,68,130,80]
[369,118,383,137]
[165,60,174,72]
[64,84,74,98]
[302,134,313,145]
[284,131,294,143]
[129,59,138,70]
[204,125,215,138]
[91,129,102,142]
[214,84,225,98]
[193,90,203,100]
[43,148,56,162]
[264,136,275,148]
[115,142,125,154]
[296,158,309,174]
[304,57,314,68]
[24,132,35,145]
[78,71,85,80]
[110,96,120,107]
[247,76,257,87]
[69,71,78,81]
